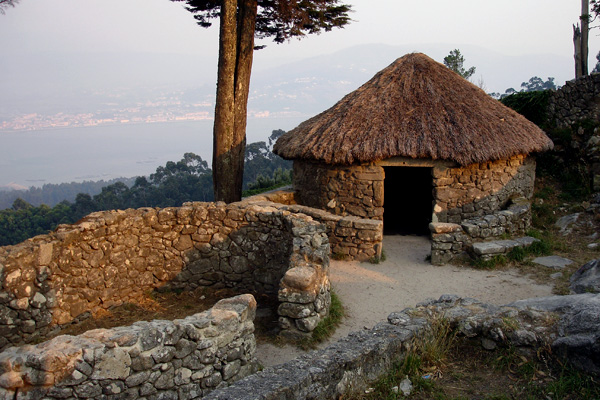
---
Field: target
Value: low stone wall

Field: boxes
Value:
[433,155,536,224]
[293,161,384,220]
[0,201,330,350]
[0,294,259,400]
[205,293,598,399]
[280,204,383,262]
[430,201,531,265]
[248,193,383,262]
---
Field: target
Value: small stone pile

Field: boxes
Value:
[0,294,259,400]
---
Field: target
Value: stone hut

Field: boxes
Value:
[274,53,553,243]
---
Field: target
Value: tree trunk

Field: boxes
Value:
[212,0,258,203]
[581,0,589,76]
[213,0,238,202]
[574,23,583,78]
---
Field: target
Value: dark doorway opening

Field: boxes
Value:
[383,167,433,235]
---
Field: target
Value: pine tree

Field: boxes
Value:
[172,0,352,202]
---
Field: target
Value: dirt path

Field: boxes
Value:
[257,235,554,367]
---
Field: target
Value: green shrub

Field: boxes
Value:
[500,90,552,127]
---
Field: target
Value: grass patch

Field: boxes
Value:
[369,249,386,264]
[300,290,344,349]
[348,333,600,400]
[347,315,456,399]
[472,255,508,269]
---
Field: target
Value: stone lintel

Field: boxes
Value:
[377,157,456,168]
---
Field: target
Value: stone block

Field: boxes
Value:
[282,266,318,291]
[429,222,462,234]
[472,242,506,256]
[532,256,574,270]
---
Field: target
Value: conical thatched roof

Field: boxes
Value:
[273,53,553,166]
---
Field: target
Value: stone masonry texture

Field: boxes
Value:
[0,294,259,400]
[0,200,333,349]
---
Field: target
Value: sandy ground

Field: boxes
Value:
[257,235,554,368]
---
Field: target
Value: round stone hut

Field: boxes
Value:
[273,53,553,248]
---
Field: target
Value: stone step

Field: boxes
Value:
[472,236,540,258]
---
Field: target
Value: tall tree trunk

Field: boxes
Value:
[581,0,589,76]
[574,23,583,78]
[213,0,238,202]
[212,0,258,203]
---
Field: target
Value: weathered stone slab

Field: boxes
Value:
[429,222,462,234]
[472,241,506,256]
[570,259,600,294]
[555,213,580,235]
[513,236,540,247]
[493,239,520,251]
[532,256,574,270]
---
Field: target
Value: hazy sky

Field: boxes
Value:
[1,0,599,187]
[2,0,599,74]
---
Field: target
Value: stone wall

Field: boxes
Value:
[430,201,532,265]
[204,293,598,400]
[293,161,384,220]
[433,155,536,224]
[548,73,600,129]
[0,201,330,350]
[0,294,258,400]
[250,193,383,262]
[547,75,600,192]
[293,155,534,237]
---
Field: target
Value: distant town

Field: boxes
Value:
[0,98,215,131]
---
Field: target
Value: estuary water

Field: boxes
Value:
[0,117,304,188]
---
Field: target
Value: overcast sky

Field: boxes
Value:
[2,0,599,70]
[3,1,599,53]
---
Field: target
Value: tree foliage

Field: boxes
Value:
[443,49,476,80]
[490,76,557,99]
[0,0,19,15]
[174,0,352,44]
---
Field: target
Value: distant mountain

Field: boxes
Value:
[247,43,574,118]
[0,43,574,128]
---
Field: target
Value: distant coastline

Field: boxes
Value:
[0,117,304,188]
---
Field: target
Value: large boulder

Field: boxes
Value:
[509,293,600,376]
[570,259,600,294]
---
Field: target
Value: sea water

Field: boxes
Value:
[0,117,304,188]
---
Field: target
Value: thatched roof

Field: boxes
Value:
[273,53,553,166]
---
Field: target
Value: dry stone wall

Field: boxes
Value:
[0,294,259,400]
[430,201,532,265]
[0,201,330,350]
[433,155,536,224]
[205,294,600,400]
[547,75,600,192]
[293,161,384,220]
[548,73,600,128]
[250,192,383,262]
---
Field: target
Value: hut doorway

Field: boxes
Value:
[383,167,433,235]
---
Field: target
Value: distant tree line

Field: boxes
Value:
[0,178,136,210]
[0,130,291,246]
[490,76,558,100]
